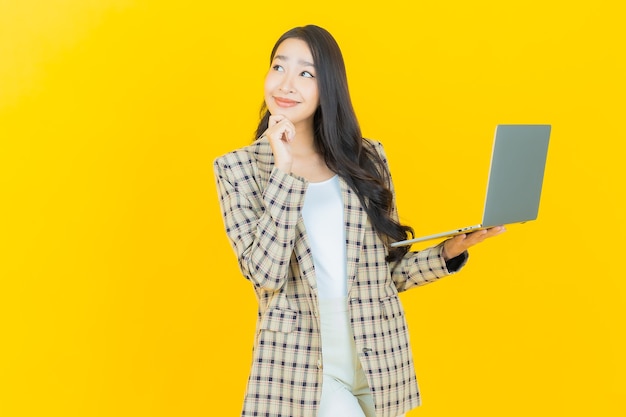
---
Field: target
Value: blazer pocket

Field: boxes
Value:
[380,295,404,320]
[260,308,297,333]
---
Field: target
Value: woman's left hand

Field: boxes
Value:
[442,226,506,260]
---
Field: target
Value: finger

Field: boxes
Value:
[483,226,506,237]
[283,122,295,141]
[274,119,295,142]
[269,117,294,136]
[268,114,286,127]
[451,233,468,243]
[265,122,295,143]
[466,227,505,244]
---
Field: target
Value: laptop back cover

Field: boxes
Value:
[481,124,551,227]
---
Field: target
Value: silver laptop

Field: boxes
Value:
[391,124,551,247]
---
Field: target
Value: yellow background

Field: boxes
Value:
[1,0,624,416]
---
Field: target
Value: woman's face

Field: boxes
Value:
[264,38,319,129]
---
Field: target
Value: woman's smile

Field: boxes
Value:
[274,96,300,107]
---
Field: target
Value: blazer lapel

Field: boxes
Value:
[293,218,318,292]
[339,177,367,295]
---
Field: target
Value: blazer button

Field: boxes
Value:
[317,358,323,369]
[362,347,372,354]
[313,310,319,317]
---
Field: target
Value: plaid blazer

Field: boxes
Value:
[214,138,466,417]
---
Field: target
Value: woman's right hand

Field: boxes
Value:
[263,114,296,174]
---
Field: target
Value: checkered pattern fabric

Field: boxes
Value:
[214,138,465,417]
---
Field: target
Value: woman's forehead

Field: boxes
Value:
[273,38,314,64]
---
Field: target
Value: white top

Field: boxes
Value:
[301,175,347,300]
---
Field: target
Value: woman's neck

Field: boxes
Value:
[289,125,335,182]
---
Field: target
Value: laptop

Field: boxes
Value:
[390,124,551,247]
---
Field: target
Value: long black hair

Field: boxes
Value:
[255,25,413,262]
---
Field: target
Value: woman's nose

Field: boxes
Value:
[278,78,295,94]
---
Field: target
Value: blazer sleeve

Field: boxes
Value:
[369,140,469,293]
[213,152,307,292]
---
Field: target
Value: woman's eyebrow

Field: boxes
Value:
[274,54,315,68]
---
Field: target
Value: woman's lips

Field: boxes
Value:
[274,97,299,107]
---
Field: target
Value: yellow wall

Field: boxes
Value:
[1,0,624,416]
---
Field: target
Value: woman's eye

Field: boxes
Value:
[301,71,314,78]
[272,65,284,72]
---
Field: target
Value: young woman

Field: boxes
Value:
[214,25,504,417]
